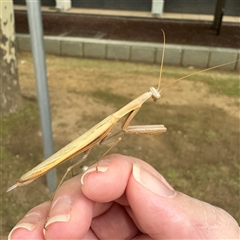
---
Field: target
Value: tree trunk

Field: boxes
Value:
[0,0,22,114]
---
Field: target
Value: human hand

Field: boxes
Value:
[9,154,239,239]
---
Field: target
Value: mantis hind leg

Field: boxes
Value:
[44,148,92,229]
[56,130,122,190]
[95,133,123,170]
[56,148,92,191]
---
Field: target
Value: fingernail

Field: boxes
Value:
[8,213,41,240]
[45,195,72,229]
[80,159,110,185]
[133,163,176,197]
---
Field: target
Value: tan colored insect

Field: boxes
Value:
[6,31,237,192]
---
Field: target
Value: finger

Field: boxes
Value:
[127,163,240,239]
[8,201,50,240]
[82,229,98,239]
[79,154,164,238]
[81,154,132,202]
[91,202,139,239]
[81,154,162,203]
[43,174,113,239]
[43,175,96,239]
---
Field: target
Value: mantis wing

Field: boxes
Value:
[18,115,114,185]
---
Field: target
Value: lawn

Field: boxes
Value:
[1,53,239,237]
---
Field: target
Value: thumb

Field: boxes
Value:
[126,163,239,239]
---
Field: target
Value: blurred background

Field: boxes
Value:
[1,0,239,238]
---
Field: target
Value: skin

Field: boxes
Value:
[9,154,240,240]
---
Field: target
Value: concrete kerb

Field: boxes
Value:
[16,34,239,71]
[209,47,239,70]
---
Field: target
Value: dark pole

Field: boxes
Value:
[213,0,226,30]
[26,0,57,191]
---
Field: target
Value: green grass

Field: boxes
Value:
[46,55,240,97]
[2,55,239,237]
[1,101,48,235]
[161,66,240,97]
[90,90,129,109]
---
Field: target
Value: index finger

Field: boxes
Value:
[81,154,170,203]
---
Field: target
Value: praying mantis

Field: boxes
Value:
[6,30,237,193]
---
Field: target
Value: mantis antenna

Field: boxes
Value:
[157,29,166,92]
[159,60,238,93]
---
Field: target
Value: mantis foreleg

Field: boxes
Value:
[122,108,167,135]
